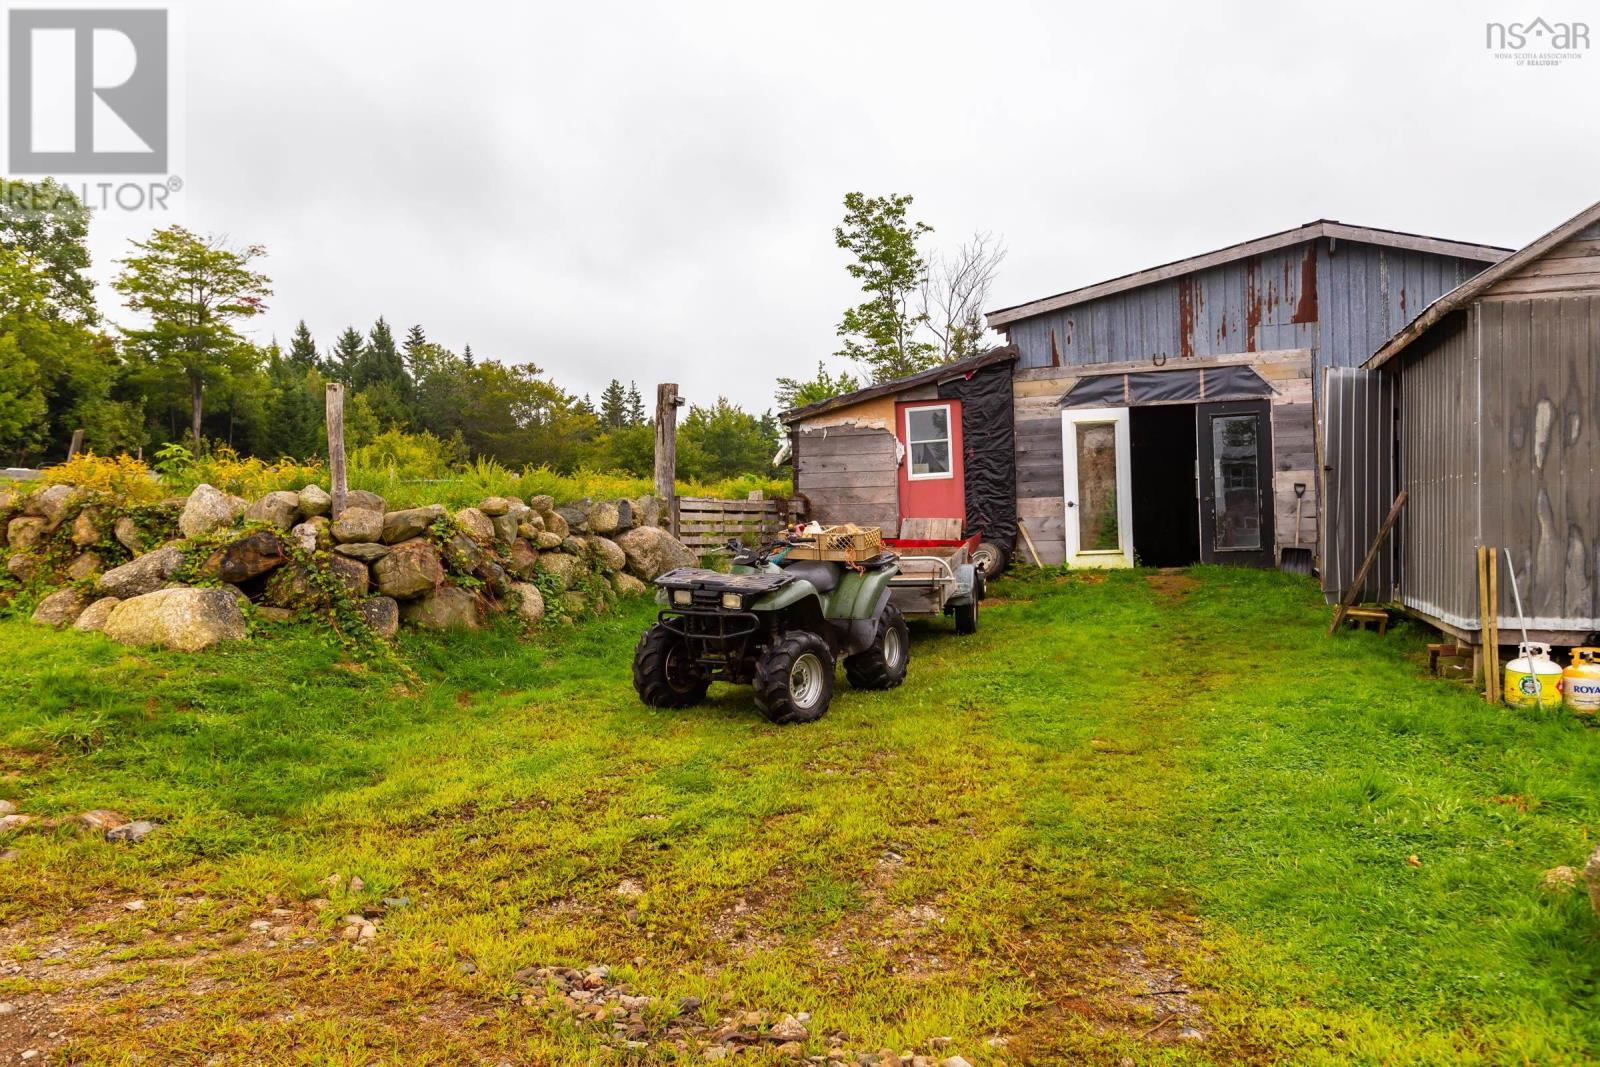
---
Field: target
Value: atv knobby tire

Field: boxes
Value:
[844,603,909,690]
[754,632,835,724]
[633,622,710,708]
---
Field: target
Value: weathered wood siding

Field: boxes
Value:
[1319,242,1488,372]
[1013,350,1315,565]
[794,424,898,534]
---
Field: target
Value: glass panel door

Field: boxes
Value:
[1061,406,1132,567]
[1197,399,1275,567]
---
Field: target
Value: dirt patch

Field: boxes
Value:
[1146,574,1200,600]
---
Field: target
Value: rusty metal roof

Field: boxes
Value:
[987,220,1510,329]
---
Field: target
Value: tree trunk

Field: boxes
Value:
[190,372,204,452]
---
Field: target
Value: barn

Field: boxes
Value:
[985,221,1508,571]
[1337,198,1600,645]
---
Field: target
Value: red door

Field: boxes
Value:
[896,399,964,526]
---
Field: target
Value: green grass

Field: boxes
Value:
[1,567,1597,1064]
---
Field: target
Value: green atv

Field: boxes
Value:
[632,537,908,724]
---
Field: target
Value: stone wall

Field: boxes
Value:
[1,482,699,652]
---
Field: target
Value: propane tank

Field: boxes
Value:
[1562,647,1600,718]
[1504,642,1563,709]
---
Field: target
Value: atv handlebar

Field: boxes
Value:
[726,534,815,567]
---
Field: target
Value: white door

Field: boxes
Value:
[1061,406,1133,568]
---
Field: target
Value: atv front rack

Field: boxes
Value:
[657,607,763,678]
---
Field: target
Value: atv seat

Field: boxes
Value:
[780,560,839,594]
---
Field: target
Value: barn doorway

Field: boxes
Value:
[1130,404,1200,567]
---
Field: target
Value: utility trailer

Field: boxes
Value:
[882,534,984,635]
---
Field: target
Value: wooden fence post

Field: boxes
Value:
[66,428,84,460]
[655,383,683,535]
[325,383,348,518]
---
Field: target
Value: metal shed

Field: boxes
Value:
[1346,199,1600,645]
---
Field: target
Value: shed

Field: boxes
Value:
[1338,199,1600,645]
[987,221,1508,569]
[782,346,1020,559]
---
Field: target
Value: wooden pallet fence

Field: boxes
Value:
[675,496,806,552]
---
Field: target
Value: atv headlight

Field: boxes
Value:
[720,592,743,611]
[672,588,692,607]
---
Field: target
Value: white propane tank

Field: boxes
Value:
[1504,642,1563,709]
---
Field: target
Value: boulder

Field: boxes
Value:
[31,588,88,627]
[113,516,145,556]
[373,538,444,599]
[211,531,287,583]
[541,509,569,538]
[559,590,589,616]
[298,484,332,517]
[401,586,483,630]
[344,490,387,514]
[510,582,545,624]
[444,532,486,574]
[6,553,40,582]
[535,531,563,550]
[477,560,511,596]
[586,500,621,535]
[632,495,663,528]
[255,606,296,624]
[454,507,495,543]
[506,539,540,580]
[73,596,121,633]
[491,512,519,544]
[528,494,555,512]
[97,545,184,599]
[65,551,103,581]
[71,507,103,547]
[537,552,585,591]
[330,555,369,599]
[245,491,302,531]
[289,521,321,554]
[106,820,157,844]
[103,587,247,652]
[556,506,589,534]
[31,483,78,529]
[333,542,389,563]
[613,499,636,531]
[1587,845,1600,919]
[178,484,247,538]
[479,496,516,517]
[382,505,445,544]
[262,564,316,609]
[331,507,384,544]
[6,515,46,552]
[613,572,648,597]
[587,535,626,573]
[561,535,589,557]
[616,525,697,581]
[360,596,400,639]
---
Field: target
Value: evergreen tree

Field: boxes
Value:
[327,327,364,383]
[625,381,646,426]
[287,320,317,368]
[598,378,628,429]
[402,324,427,375]
[462,343,475,366]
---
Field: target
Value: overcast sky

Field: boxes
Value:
[78,0,1600,413]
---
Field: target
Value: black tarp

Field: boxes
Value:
[939,362,1017,552]
[1060,365,1272,407]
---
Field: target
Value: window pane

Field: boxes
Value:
[907,407,948,443]
[911,440,950,476]
[1075,422,1119,551]
[1211,414,1261,550]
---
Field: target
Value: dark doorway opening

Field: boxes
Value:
[1130,405,1200,567]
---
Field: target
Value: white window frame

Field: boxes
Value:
[904,402,955,482]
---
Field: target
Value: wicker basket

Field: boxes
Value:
[786,524,884,562]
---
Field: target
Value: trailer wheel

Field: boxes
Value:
[971,541,1009,580]
[845,604,910,690]
[754,632,835,724]
[954,596,979,636]
[633,623,710,708]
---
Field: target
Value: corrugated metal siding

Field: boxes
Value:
[1009,244,1322,369]
[1319,244,1486,370]
[1476,294,1600,629]
[1321,367,1397,603]
[1394,312,1480,626]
